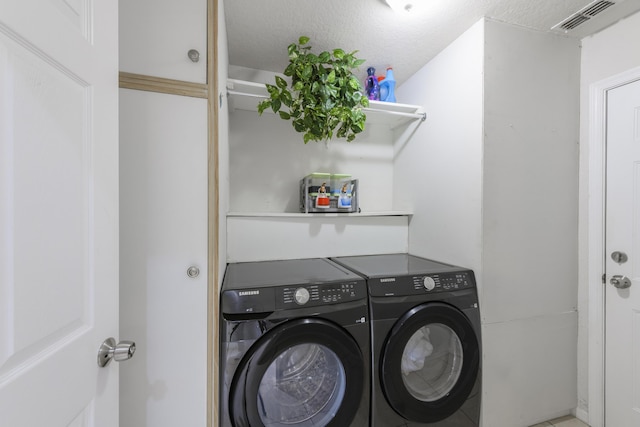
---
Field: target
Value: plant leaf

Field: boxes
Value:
[272,98,281,113]
[275,76,288,89]
[302,64,312,79]
[257,100,270,115]
[319,51,330,62]
[299,36,310,45]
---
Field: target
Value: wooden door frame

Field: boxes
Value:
[206,1,219,426]
[587,65,640,427]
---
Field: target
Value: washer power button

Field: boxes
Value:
[294,287,310,305]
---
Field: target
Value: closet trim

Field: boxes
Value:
[119,71,208,98]
[207,1,219,427]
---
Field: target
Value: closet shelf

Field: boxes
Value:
[227,78,426,128]
[227,210,413,218]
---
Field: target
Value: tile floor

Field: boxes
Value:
[530,415,589,427]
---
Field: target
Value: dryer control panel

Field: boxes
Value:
[369,270,476,297]
[412,272,472,292]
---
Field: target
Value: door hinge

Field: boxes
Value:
[602,273,606,284]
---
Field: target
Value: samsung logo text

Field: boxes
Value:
[239,290,260,296]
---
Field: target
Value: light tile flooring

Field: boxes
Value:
[530,415,589,427]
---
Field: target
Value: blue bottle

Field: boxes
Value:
[379,68,396,103]
[365,67,380,101]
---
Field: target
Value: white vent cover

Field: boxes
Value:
[552,0,617,31]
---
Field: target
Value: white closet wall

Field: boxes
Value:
[396,19,580,427]
[119,89,208,426]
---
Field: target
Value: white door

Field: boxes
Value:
[605,78,640,427]
[118,89,208,426]
[0,0,120,426]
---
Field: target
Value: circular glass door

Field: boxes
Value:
[401,323,463,402]
[229,318,364,427]
[381,302,480,423]
[257,343,346,426]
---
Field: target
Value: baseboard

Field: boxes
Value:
[574,407,589,424]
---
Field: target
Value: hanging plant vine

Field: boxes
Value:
[257,36,369,143]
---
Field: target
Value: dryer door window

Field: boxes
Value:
[229,318,364,427]
[401,323,464,402]
[381,302,480,424]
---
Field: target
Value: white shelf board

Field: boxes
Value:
[226,78,425,128]
[227,211,413,218]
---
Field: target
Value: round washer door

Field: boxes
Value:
[381,302,480,423]
[229,317,365,427]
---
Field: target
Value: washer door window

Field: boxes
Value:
[229,318,364,427]
[381,302,480,423]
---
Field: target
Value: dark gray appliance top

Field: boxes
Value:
[222,258,364,290]
[332,253,476,297]
[331,253,463,278]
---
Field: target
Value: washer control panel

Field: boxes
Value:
[277,280,366,308]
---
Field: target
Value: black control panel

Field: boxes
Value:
[222,280,366,314]
[276,280,365,309]
[411,272,472,291]
[369,271,475,297]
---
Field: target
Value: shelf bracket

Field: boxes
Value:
[227,90,267,99]
[362,108,426,122]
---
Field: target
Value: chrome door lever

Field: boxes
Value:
[610,275,632,289]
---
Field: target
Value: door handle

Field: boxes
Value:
[187,265,200,278]
[97,337,136,367]
[610,275,632,289]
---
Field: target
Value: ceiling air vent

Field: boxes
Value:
[582,0,615,16]
[552,0,616,32]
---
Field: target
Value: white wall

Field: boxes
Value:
[396,18,580,426]
[394,20,484,273]
[227,105,395,214]
[578,10,640,423]
[482,20,580,427]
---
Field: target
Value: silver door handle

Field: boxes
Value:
[97,337,136,367]
[610,275,632,289]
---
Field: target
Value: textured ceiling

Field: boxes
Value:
[224,0,640,86]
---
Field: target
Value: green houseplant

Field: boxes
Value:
[257,36,369,143]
